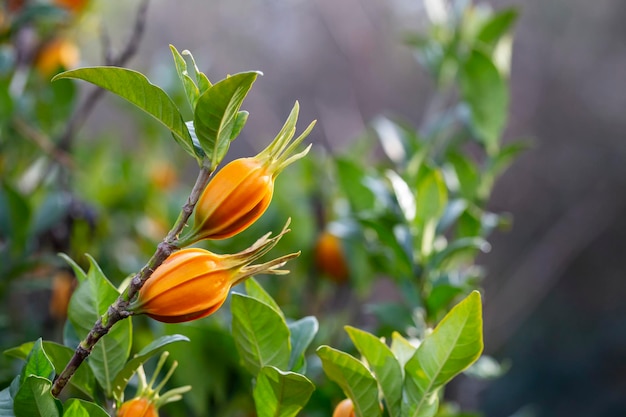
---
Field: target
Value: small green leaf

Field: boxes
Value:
[389,332,417,369]
[477,8,519,50]
[19,339,54,383]
[460,50,508,154]
[62,399,109,417]
[415,167,448,225]
[13,376,61,417]
[446,152,480,201]
[58,254,86,283]
[253,366,314,417]
[111,334,189,401]
[193,71,260,168]
[52,67,194,158]
[230,111,249,141]
[170,45,200,108]
[316,346,381,417]
[67,255,131,397]
[402,291,483,417]
[5,341,95,399]
[287,316,318,373]
[345,327,403,417]
[231,293,290,376]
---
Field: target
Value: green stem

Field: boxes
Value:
[50,166,213,398]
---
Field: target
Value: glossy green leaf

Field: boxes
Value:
[244,278,283,319]
[477,8,519,50]
[460,50,508,154]
[429,237,490,270]
[446,152,480,201]
[253,366,314,417]
[170,45,200,108]
[402,291,483,417]
[316,346,381,417]
[231,293,290,376]
[5,341,95,399]
[19,339,54,384]
[58,254,87,283]
[287,316,318,373]
[52,67,194,158]
[345,327,403,417]
[193,71,260,168]
[13,376,60,417]
[230,111,249,141]
[111,334,190,401]
[67,255,131,397]
[62,399,109,417]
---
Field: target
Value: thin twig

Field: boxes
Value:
[56,0,150,153]
[51,165,213,398]
[14,118,75,169]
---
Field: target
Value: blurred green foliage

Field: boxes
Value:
[0,0,521,416]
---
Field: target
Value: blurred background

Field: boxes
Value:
[89,1,626,414]
[3,0,626,415]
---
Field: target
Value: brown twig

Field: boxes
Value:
[51,165,213,398]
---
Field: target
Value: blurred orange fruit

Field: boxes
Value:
[315,230,349,283]
[332,399,355,417]
[35,38,79,77]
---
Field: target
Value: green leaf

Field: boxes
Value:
[13,376,61,417]
[402,291,483,417]
[230,111,249,141]
[5,341,95,399]
[345,327,403,417]
[335,159,377,213]
[477,8,519,50]
[62,399,109,417]
[253,366,314,417]
[193,71,260,168]
[170,45,200,108]
[244,278,284,319]
[0,182,31,256]
[287,316,318,373]
[316,346,381,417]
[58,254,86,283]
[52,67,194,158]
[111,334,189,401]
[231,293,290,376]
[389,332,417,369]
[459,50,508,154]
[19,339,54,383]
[67,255,131,397]
[415,167,448,225]
[446,152,480,201]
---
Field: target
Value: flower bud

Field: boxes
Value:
[332,399,355,417]
[183,102,315,242]
[131,222,298,323]
[117,397,158,417]
[314,231,349,283]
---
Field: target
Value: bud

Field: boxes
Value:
[117,352,190,417]
[182,102,315,242]
[131,222,298,323]
[314,230,349,283]
[332,399,355,417]
[117,397,158,417]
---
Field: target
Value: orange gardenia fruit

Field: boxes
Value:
[315,231,349,283]
[35,38,79,77]
[332,399,355,417]
[117,397,158,417]
[182,102,314,243]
